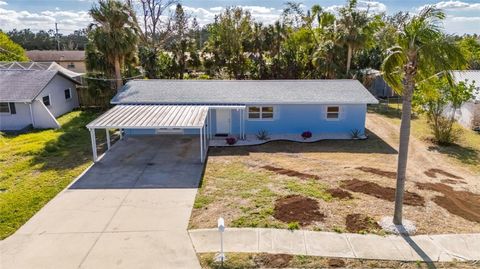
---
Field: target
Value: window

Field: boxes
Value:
[42,95,51,106]
[67,62,75,69]
[64,88,72,100]
[0,102,10,113]
[326,106,340,120]
[248,106,274,120]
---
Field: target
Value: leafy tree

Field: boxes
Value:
[381,6,465,225]
[458,36,480,70]
[0,31,28,61]
[169,4,194,79]
[415,77,477,144]
[88,0,139,90]
[205,7,253,79]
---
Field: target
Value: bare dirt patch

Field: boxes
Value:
[345,214,381,233]
[254,254,292,268]
[424,168,463,179]
[262,165,321,180]
[342,179,425,206]
[327,258,346,267]
[441,179,467,185]
[356,166,396,179]
[273,195,325,225]
[416,183,480,223]
[327,188,353,199]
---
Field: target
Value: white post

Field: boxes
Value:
[119,128,123,140]
[106,129,111,150]
[200,127,203,163]
[90,128,97,162]
[216,217,225,264]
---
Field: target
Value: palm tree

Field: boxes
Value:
[381,6,464,225]
[89,0,138,90]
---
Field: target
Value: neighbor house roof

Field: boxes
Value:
[0,61,84,77]
[26,50,85,62]
[452,70,480,101]
[0,70,80,102]
[111,80,379,105]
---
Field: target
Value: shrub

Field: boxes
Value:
[226,137,237,145]
[287,221,300,230]
[256,129,270,140]
[301,131,312,140]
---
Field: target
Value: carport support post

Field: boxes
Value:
[200,127,204,163]
[106,129,111,150]
[89,128,97,162]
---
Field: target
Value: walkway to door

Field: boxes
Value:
[1,136,203,268]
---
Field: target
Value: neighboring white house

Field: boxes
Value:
[0,70,80,131]
[452,71,480,130]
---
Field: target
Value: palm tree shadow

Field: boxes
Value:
[397,226,437,269]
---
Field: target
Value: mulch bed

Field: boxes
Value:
[342,179,425,206]
[345,214,381,233]
[262,165,321,180]
[273,195,325,225]
[328,258,346,267]
[440,179,467,185]
[416,182,480,223]
[327,188,353,199]
[356,166,397,179]
[255,254,292,268]
[424,168,463,179]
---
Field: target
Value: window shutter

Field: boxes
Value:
[9,103,16,114]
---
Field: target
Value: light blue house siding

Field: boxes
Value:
[124,104,366,137]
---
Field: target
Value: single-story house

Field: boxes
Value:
[0,61,84,82]
[0,70,80,131]
[452,70,480,129]
[26,50,86,74]
[86,79,378,162]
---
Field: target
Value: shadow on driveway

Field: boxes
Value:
[70,135,205,189]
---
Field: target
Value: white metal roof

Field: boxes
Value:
[87,105,209,129]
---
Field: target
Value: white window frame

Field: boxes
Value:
[42,95,51,107]
[247,106,276,121]
[64,88,72,100]
[0,102,10,114]
[325,105,341,121]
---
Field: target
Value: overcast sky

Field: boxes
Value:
[0,0,479,35]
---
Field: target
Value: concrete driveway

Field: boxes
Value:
[1,136,204,269]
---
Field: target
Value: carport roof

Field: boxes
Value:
[87,105,209,129]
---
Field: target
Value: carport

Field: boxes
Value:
[86,105,210,163]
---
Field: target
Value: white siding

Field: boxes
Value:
[35,75,79,118]
[0,102,32,131]
[31,100,60,129]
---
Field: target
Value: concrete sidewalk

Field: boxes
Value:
[189,228,480,262]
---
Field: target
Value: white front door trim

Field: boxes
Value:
[216,109,231,134]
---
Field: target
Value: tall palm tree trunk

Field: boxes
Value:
[346,44,353,75]
[114,56,123,90]
[393,67,415,225]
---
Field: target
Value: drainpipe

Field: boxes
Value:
[29,102,35,127]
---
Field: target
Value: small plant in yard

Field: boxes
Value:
[256,129,270,140]
[333,226,345,233]
[350,129,364,139]
[287,221,300,230]
[225,136,237,145]
[301,131,312,140]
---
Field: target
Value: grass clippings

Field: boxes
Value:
[327,188,353,199]
[345,213,381,233]
[416,182,480,223]
[342,179,425,206]
[273,195,325,225]
[261,165,321,180]
[424,168,464,179]
[356,166,396,179]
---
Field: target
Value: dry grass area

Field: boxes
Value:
[198,253,480,269]
[189,113,480,235]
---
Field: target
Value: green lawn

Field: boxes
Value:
[0,110,104,239]
[370,104,480,173]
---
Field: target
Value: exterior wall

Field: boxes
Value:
[31,100,60,129]
[0,102,32,131]
[457,101,480,129]
[58,61,86,73]
[36,75,79,118]
[228,104,366,136]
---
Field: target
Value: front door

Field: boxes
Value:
[216,109,231,135]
